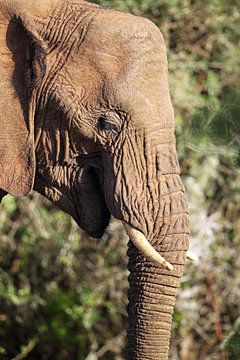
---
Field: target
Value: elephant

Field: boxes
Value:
[0,0,191,358]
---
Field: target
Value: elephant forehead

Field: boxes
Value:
[102,68,174,127]
[81,10,167,75]
[88,10,166,53]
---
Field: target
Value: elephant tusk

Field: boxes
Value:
[186,250,199,262]
[122,222,173,271]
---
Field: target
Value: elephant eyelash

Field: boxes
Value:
[98,116,120,134]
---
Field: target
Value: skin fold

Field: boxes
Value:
[0,1,189,359]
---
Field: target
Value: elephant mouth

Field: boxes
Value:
[76,159,173,269]
[73,158,111,239]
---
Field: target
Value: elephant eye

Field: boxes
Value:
[98,116,120,134]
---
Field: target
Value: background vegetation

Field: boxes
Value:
[0,0,240,359]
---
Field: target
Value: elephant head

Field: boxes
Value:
[0,0,190,358]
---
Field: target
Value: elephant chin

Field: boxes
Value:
[73,167,111,239]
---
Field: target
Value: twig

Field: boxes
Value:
[201,263,227,360]
[11,338,38,360]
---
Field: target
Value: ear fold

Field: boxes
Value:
[0,17,37,196]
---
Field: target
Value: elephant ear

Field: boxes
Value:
[0,14,41,196]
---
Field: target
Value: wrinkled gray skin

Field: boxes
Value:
[0,0,189,358]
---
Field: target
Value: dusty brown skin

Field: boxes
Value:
[0,1,189,358]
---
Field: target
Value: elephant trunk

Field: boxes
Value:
[125,174,189,360]
[103,126,189,358]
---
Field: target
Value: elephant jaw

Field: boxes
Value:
[122,222,198,269]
